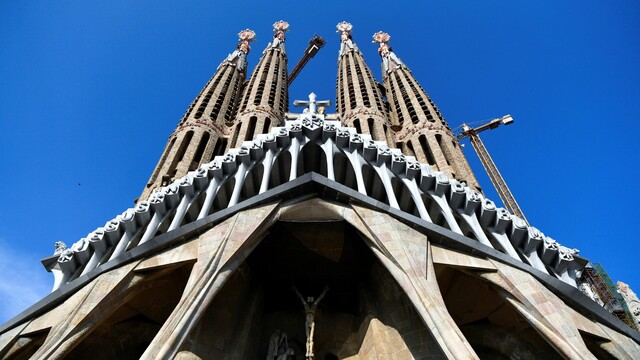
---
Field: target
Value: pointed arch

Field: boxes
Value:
[210,178,236,215]
[333,152,357,192]
[390,177,418,217]
[361,165,388,205]
[239,164,264,203]
[297,142,328,178]
[268,151,292,189]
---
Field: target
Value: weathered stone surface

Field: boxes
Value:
[478,260,596,359]
[140,202,279,359]
[431,244,496,271]
[348,204,479,359]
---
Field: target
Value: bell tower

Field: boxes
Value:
[335,22,394,146]
[374,31,480,190]
[230,20,290,148]
[139,29,255,201]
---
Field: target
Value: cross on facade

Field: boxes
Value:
[293,92,330,115]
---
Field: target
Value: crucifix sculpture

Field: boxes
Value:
[293,286,329,359]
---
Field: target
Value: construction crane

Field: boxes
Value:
[288,35,326,85]
[457,115,530,226]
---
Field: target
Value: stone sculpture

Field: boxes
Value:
[266,329,294,360]
[293,286,329,359]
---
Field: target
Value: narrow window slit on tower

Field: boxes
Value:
[190,132,211,170]
[245,116,258,141]
[367,118,376,140]
[419,135,436,166]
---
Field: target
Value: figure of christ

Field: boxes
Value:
[293,286,329,359]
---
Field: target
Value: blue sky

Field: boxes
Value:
[1,1,639,324]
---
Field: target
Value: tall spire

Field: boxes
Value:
[335,21,393,146]
[138,29,255,202]
[375,31,480,190]
[230,20,289,148]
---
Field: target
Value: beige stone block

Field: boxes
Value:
[278,197,346,222]
[135,240,198,272]
[480,260,597,359]
[431,245,496,271]
[0,320,29,355]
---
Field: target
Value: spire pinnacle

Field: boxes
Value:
[270,20,289,49]
[222,29,256,71]
[372,31,405,74]
[336,21,359,56]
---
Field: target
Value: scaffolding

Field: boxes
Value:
[581,263,638,331]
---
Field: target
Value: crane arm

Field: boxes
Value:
[457,114,529,225]
[467,133,529,225]
[288,35,326,85]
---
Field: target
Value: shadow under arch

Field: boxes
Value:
[174,218,447,359]
[62,263,194,360]
[297,142,328,178]
[239,163,264,203]
[434,264,564,359]
[361,164,388,205]
[421,193,452,231]
[269,151,292,190]
[209,177,235,216]
[0,328,50,360]
[333,152,357,192]
[390,177,418,217]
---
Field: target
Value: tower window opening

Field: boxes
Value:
[367,118,376,140]
[436,134,452,165]
[224,75,240,121]
[353,119,362,133]
[263,117,271,134]
[245,116,258,141]
[231,124,241,147]
[190,132,211,170]
[212,138,228,158]
[211,70,233,121]
[148,137,177,187]
[167,130,194,177]
[406,140,417,157]
[268,61,280,108]
[195,71,224,119]
[253,54,272,106]
[353,57,370,107]
[419,134,436,166]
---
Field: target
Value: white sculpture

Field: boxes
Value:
[336,21,358,55]
[618,281,640,325]
[224,29,255,71]
[372,31,405,74]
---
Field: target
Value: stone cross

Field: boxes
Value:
[293,93,330,115]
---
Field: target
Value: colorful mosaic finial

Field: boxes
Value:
[372,31,404,74]
[336,21,353,36]
[270,20,289,49]
[372,31,391,44]
[273,20,289,34]
[238,29,256,43]
[337,21,358,56]
[222,28,256,71]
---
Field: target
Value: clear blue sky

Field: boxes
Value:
[1,1,639,323]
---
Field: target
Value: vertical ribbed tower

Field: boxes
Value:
[139,30,255,201]
[230,20,289,148]
[374,31,480,191]
[335,22,393,146]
